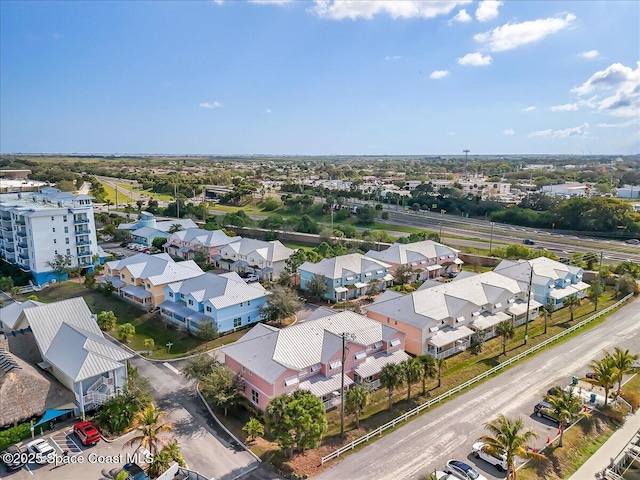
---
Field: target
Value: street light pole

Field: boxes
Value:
[340,332,349,438]
[489,222,495,256]
[595,250,603,311]
[523,262,534,345]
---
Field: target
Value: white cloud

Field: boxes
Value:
[549,103,579,112]
[528,123,590,138]
[475,0,502,22]
[309,0,472,20]
[449,8,472,24]
[503,129,515,135]
[430,70,450,79]
[385,55,402,61]
[457,52,492,66]
[571,62,640,118]
[522,106,537,112]
[199,102,222,109]
[580,50,599,60]
[265,109,272,114]
[474,13,576,52]
[597,118,639,128]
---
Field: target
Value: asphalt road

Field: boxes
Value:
[316,297,640,480]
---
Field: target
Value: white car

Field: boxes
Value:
[445,459,488,480]
[471,442,508,472]
[26,438,56,464]
[245,274,260,283]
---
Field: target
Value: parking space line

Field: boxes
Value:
[24,463,33,475]
[67,435,81,452]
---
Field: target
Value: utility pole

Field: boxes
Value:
[463,149,470,178]
[595,250,603,311]
[489,222,495,256]
[523,262,534,345]
[115,186,119,211]
[339,331,354,438]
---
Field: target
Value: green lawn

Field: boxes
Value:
[101,182,134,204]
[20,282,245,359]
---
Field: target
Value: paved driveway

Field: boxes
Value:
[130,355,258,480]
[316,298,640,480]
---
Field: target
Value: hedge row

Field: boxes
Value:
[0,422,32,451]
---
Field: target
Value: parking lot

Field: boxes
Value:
[1,426,139,480]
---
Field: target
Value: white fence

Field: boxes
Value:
[321,293,634,465]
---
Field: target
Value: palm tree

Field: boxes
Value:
[164,440,186,467]
[546,388,589,447]
[147,449,172,478]
[609,347,639,396]
[495,320,515,356]
[541,304,553,334]
[345,386,369,429]
[564,295,580,322]
[117,323,136,343]
[403,358,424,401]
[436,358,446,388]
[418,355,437,395]
[379,363,405,411]
[481,415,541,480]
[123,405,173,456]
[393,264,417,285]
[590,356,617,407]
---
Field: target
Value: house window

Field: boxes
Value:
[51,217,54,221]
[240,302,243,307]
[66,249,70,255]
[251,389,259,405]
[53,239,57,243]
[234,317,242,328]
[54,250,58,254]
[131,277,134,282]
[206,306,212,312]
[52,227,56,232]
[121,274,125,279]
[188,299,194,306]
[355,351,366,360]
[64,226,68,233]
[65,238,69,244]
[310,363,321,372]
[63,215,67,222]
[247,316,251,323]
[169,292,174,298]
[247,300,250,306]
[146,284,151,290]
[390,338,401,347]
[284,376,299,387]
[329,360,342,370]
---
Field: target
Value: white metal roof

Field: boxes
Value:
[299,253,390,279]
[166,272,268,309]
[165,228,241,248]
[353,349,409,379]
[365,240,460,265]
[299,373,354,398]
[471,311,511,330]
[107,253,203,285]
[367,271,522,331]
[222,310,404,384]
[0,300,43,330]
[507,299,543,316]
[17,298,132,382]
[428,326,475,348]
[495,257,583,284]
[219,238,294,263]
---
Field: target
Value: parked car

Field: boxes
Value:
[445,459,488,480]
[522,238,536,245]
[73,420,101,446]
[245,274,260,283]
[625,239,640,245]
[26,438,55,464]
[585,372,599,380]
[1,444,25,471]
[471,442,508,472]
[534,401,570,426]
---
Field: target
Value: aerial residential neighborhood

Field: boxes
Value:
[1,1,639,480]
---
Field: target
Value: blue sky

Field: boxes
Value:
[1,0,638,155]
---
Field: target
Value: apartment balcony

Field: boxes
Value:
[0,216,10,222]
[76,240,91,246]
[75,229,91,236]
[4,247,15,253]
[15,219,25,226]
[16,230,27,239]
[17,242,28,249]
[77,250,93,258]
[18,252,29,260]
[74,217,90,224]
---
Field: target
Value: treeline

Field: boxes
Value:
[490,197,640,233]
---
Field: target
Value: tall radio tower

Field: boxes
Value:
[463,149,470,178]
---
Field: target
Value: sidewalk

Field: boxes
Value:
[569,408,640,479]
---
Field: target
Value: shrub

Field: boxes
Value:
[598,404,628,424]
[621,390,640,413]
[0,422,32,450]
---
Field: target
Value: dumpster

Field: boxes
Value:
[590,393,597,403]
[572,376,579,385]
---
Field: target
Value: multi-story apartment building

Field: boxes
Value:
[0,188,100,285]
